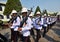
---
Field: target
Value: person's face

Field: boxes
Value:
[42,16,44,18]
[12,13,17,17]
[22,12,27,17]
[36,14,40,17]
[44,16,46,18]
[29,16,33,18]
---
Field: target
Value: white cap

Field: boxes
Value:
[11,10,17,15]
[11,10,17,14]
[48,15,50,16]
[44,14,47,16]
[36,11,40,15]
[29,14,33,16]
[42,15,44,17]
[21,7,28,13]
[29,12,34,16]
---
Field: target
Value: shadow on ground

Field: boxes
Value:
[44,34,60,42]
[51,28,60,36]
[4,32,10,39]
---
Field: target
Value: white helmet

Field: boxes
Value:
[29,12,34,16]
[42,15,44,17]
[36,11,40,15]
[48,15,50,16]
[11,10,17,14]
[21,7,28,13]
[11,10,17,15]
[44,14,47,16]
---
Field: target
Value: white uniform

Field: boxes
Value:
[31,18,35,28]
[47,17,51,25]
[11,17,20,31]
[33,17,42,30]
[50,17,54,24]
[43,17,47,27]
[41,17,44,26]
[21,17,32,37]
[30,18,34,28]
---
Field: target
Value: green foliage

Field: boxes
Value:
[0,20,3,25]
[34,6,41,16]
[54,12,58,16]
[3,0,22,15]
[42,9,48,16]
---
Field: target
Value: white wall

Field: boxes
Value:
[0,5,11,21]
[0,5,5,15]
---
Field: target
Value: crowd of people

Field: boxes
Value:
[7,7,57,42]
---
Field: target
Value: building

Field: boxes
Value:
[0,2,10,21]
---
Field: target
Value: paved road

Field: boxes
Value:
[0,21,60,42]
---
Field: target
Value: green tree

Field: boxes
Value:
[53,12,58,16]
[34,6,41,16]
[3,0,22,15]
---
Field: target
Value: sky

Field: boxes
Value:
[0,0,60,12]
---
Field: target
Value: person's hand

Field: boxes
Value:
[8,23,12,27]
[18,28,22,31]
[23,23,26,27]
[9,24,12,26]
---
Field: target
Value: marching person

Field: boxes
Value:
[34,11,42,42]
[29,12,34,34]
[29,12,35,39]
[18,7,32,42]
[50,16,54,28]
[9,10,21,42]
[42,14,47,37]
[47,15,51,32]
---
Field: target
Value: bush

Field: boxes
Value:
[0,20,3,25]
[3,0,22,15]
[0,20,3,29]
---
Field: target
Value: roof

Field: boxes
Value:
[57,12,60,15]
[47,10,54,14]
[0,2,6,6]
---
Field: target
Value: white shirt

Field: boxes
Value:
[40,17,44,25]
[11,17,20,31]
[33,17,42,30]
[47,17,51,24]
[42,17,47,27]
[21,17,32,37]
